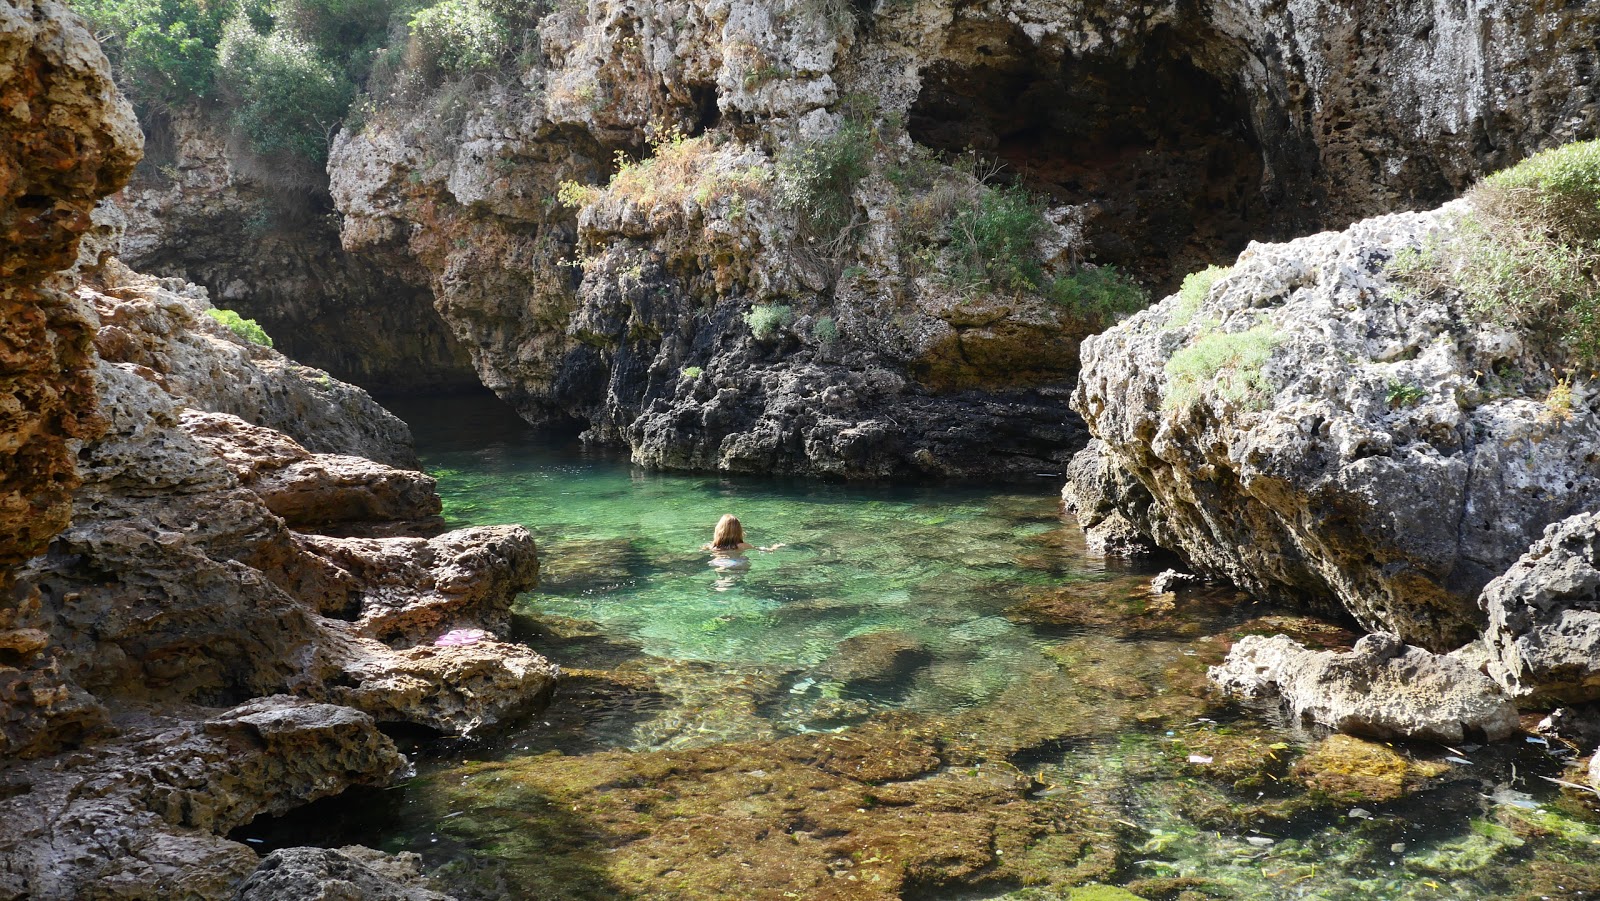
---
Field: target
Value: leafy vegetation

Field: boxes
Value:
[811,315,839,346]
[206,307,274,346]
[1048,265,1149,322]
[1390,139,1600,364]
[681,366,703,379]
[1169,265,1231,328]
[745,304,794,342]
[1162,323,1279,411]
[216,16,352,164]
[73,0,524,166]
[1385,379,1424,408]
[558,131,768,216]
[945,183,1048,294]
[774,116,874,258]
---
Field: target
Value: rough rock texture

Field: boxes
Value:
[86,257,419,467]
[1482,511,1600,705]
[180,410,441,532]
[1210,632,1519,743]
[316,633,558,735]
[307,0,1600,478]
[1072,204,1600,650]
[117,112,478,394]
[235,846,454,901]
[0,698,405,901]
[300,526,541,641]
[0,0,140,566]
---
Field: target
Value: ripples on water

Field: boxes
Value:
[240,394,1600,900]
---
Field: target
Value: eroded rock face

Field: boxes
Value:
[0,698,404,901]
[0,0,140,566]
[313,0,1597,479]
[1210,633,1519,743]
[1071,204,1600,650]
[117,112,477,394]
[1482,511,1600,706]
[235,846,454,901]
[86,259,419,467]
[180,410,442,533]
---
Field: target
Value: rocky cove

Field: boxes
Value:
[3,0,1600,898]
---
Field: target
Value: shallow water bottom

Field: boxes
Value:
[241,396,1600,900]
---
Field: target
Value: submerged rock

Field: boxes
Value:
[235,846,454,901]
[1292,734,1450,804]
[1210,633,1519,743]
[817,630,932,694]
[1482,511,1600,705]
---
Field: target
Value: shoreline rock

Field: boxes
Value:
[1210,633,1519,743]
[1482,510,1600,705]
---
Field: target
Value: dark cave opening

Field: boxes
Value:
[909,24,1316,292]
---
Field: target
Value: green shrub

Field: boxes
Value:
[1386,379,1425,407]
[775,118,873,254]
[407,0,512,77]
[216,16,354,165]
[206,307,274,346]
[681,366,703,379]
[1162,323,1279,411]
[1391,139,1600,364]
[811,315,839,346]
[1049,265,1149,323]
[1169,265,1231,327]
[744,304,794,341]
[75,0,233,108]
[946,183,1047,293]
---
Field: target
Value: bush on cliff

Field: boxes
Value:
[77,0,233,109]
[206,307,275,346]
[217,16,353,165]
[1393,139,1600,363]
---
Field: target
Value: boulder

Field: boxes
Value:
[0,698,403,901]
[235,846,453,901]
[1073,205,1600,650]
[1481,511,1600,705]
[300,526,540,641]
[181,410,442,532]
[818,631,932,694]
[315,631,559,735]
[1210,633,1519,743]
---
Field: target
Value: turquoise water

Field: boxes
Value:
[243,394,1600,900]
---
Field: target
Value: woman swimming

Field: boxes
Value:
[704,514,783,569]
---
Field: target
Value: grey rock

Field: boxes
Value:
[235,846,454,901]
[1072,205,1600,650]
[1482,511,1600,705]
[1151,570,1200,595]
[1210,633,1520,743]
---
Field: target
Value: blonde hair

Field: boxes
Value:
[710,514,745,549]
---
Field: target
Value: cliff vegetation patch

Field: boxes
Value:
[1161,322,1279,412]
[206,307,275,346]
[1390,139,1600,364]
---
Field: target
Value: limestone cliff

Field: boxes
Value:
[320,0,1597,477]
[118,112,480,394]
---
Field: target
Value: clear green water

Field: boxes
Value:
[242,395,1600,900]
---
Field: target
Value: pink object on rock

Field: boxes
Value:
[434,628,487,647]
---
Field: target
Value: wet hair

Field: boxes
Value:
[710,514,745,549]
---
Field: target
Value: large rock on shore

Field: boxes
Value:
[1482,511,1600,705]
[0,698,404,901]
[1071,204,1600,650]
[1210,633,1519,743]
